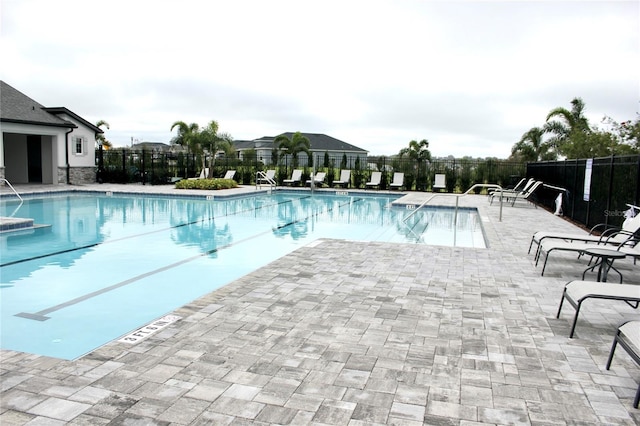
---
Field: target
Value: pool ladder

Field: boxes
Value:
[404,184,503,223]
[255,171,277,193]
[1,178,24,217]
[402,184,504,244]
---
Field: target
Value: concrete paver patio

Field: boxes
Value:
[1,184,639,425]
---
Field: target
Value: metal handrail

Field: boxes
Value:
[1,178,24,217]
[256,171,276,192]
[1,178,23,202]
[403,184,504,223]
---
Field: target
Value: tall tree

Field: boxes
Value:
[198,120,221,175]
[544,97,591,156]
[95,120,112,149]
[275,132,311,168]
[602,115,640,152]
[217,132,235,158]
[511,127,556,161]
[171,121,205,175]
[170,121,200,152]
[398,139,431,163]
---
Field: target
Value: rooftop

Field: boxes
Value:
[1,183,639,425]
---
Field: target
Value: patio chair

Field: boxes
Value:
[389,172,404,190]
[433,174,446,191]
[536,232,639,276]
[504,180,543,206]
[223,170,236,180]
[333,170,351,188]
[529,213,640,255]
[606,320,640,408]
[489,178,534,204]
[556,281,640,338]
[188,168,210,180]
[283,169,303,186]
[306,172,326,187]
[365,171,382,189]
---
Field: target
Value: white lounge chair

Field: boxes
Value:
[283,169,303,186]
[365,171,382,189]
[489,178,535,204]
[333,170,351,188]
[306,172,326,187]
[433,174,446,191]
[188,167,210,180]
[529,213,640,256]
[504,180,543,206]
[389,172,404,190]
[556,281,640,338]
[223,170,236,180]
[536,230,640,276]
[606,320,640,408]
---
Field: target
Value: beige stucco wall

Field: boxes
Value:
[0,119,97,185]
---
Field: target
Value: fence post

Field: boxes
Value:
[605,155,615,227]
[122,149,126,183]
[571,159,578,219]
[636,155,640,205]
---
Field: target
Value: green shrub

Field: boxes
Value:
[175,178,239,190]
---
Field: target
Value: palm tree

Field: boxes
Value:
[274,132,311,168]
[171,121,201,176]
[511,127,556,161]
[170,121,200,152]
[95,120,112,149]
[198,120,221,176]
[398,139,431,191]
[544,97,591,156]
[398,139,431,163]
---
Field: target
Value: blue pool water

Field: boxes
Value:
[0,191,485,359]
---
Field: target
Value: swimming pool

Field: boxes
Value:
[0,191,486,359]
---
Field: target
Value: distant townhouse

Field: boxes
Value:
[233,132,368,167]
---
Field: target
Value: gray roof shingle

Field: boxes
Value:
[0,81,74,128]
[234,132,367,153]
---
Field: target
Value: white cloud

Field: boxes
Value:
[1,0,638,158]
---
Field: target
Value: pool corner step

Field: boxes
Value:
[0,217,49,234]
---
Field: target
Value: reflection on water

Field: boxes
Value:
[1,192,485,282]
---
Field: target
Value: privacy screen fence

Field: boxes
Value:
[527,154,640,230]
[96,148,526,193]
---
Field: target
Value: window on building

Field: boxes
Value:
[74,136,86,155]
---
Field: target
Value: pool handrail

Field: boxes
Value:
[256,171,277,192]
[1,178,24,217]
[403,184,503,223]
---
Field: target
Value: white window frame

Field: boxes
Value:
[73,136,87,156]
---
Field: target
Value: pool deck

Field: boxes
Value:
[1,183,639,425]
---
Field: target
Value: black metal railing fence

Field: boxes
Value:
[96,148,526,192]
[527,154,640,229]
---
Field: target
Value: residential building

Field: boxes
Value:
[0,81,102,185]
[233,132,368,167]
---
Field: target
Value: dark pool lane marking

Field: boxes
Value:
[14,195,356,321]
[1,195,312,268]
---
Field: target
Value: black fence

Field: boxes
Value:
[96,148,526,193]
[527,154,640,229]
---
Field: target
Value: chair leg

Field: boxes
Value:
[569,303,582,338]
[535,246,542,264]
[556,291,567,319]
[541,253,549,276]
[605,334,619,370]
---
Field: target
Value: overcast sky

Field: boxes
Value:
[1,0,638,158]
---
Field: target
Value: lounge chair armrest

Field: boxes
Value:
[590,223,619,236]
